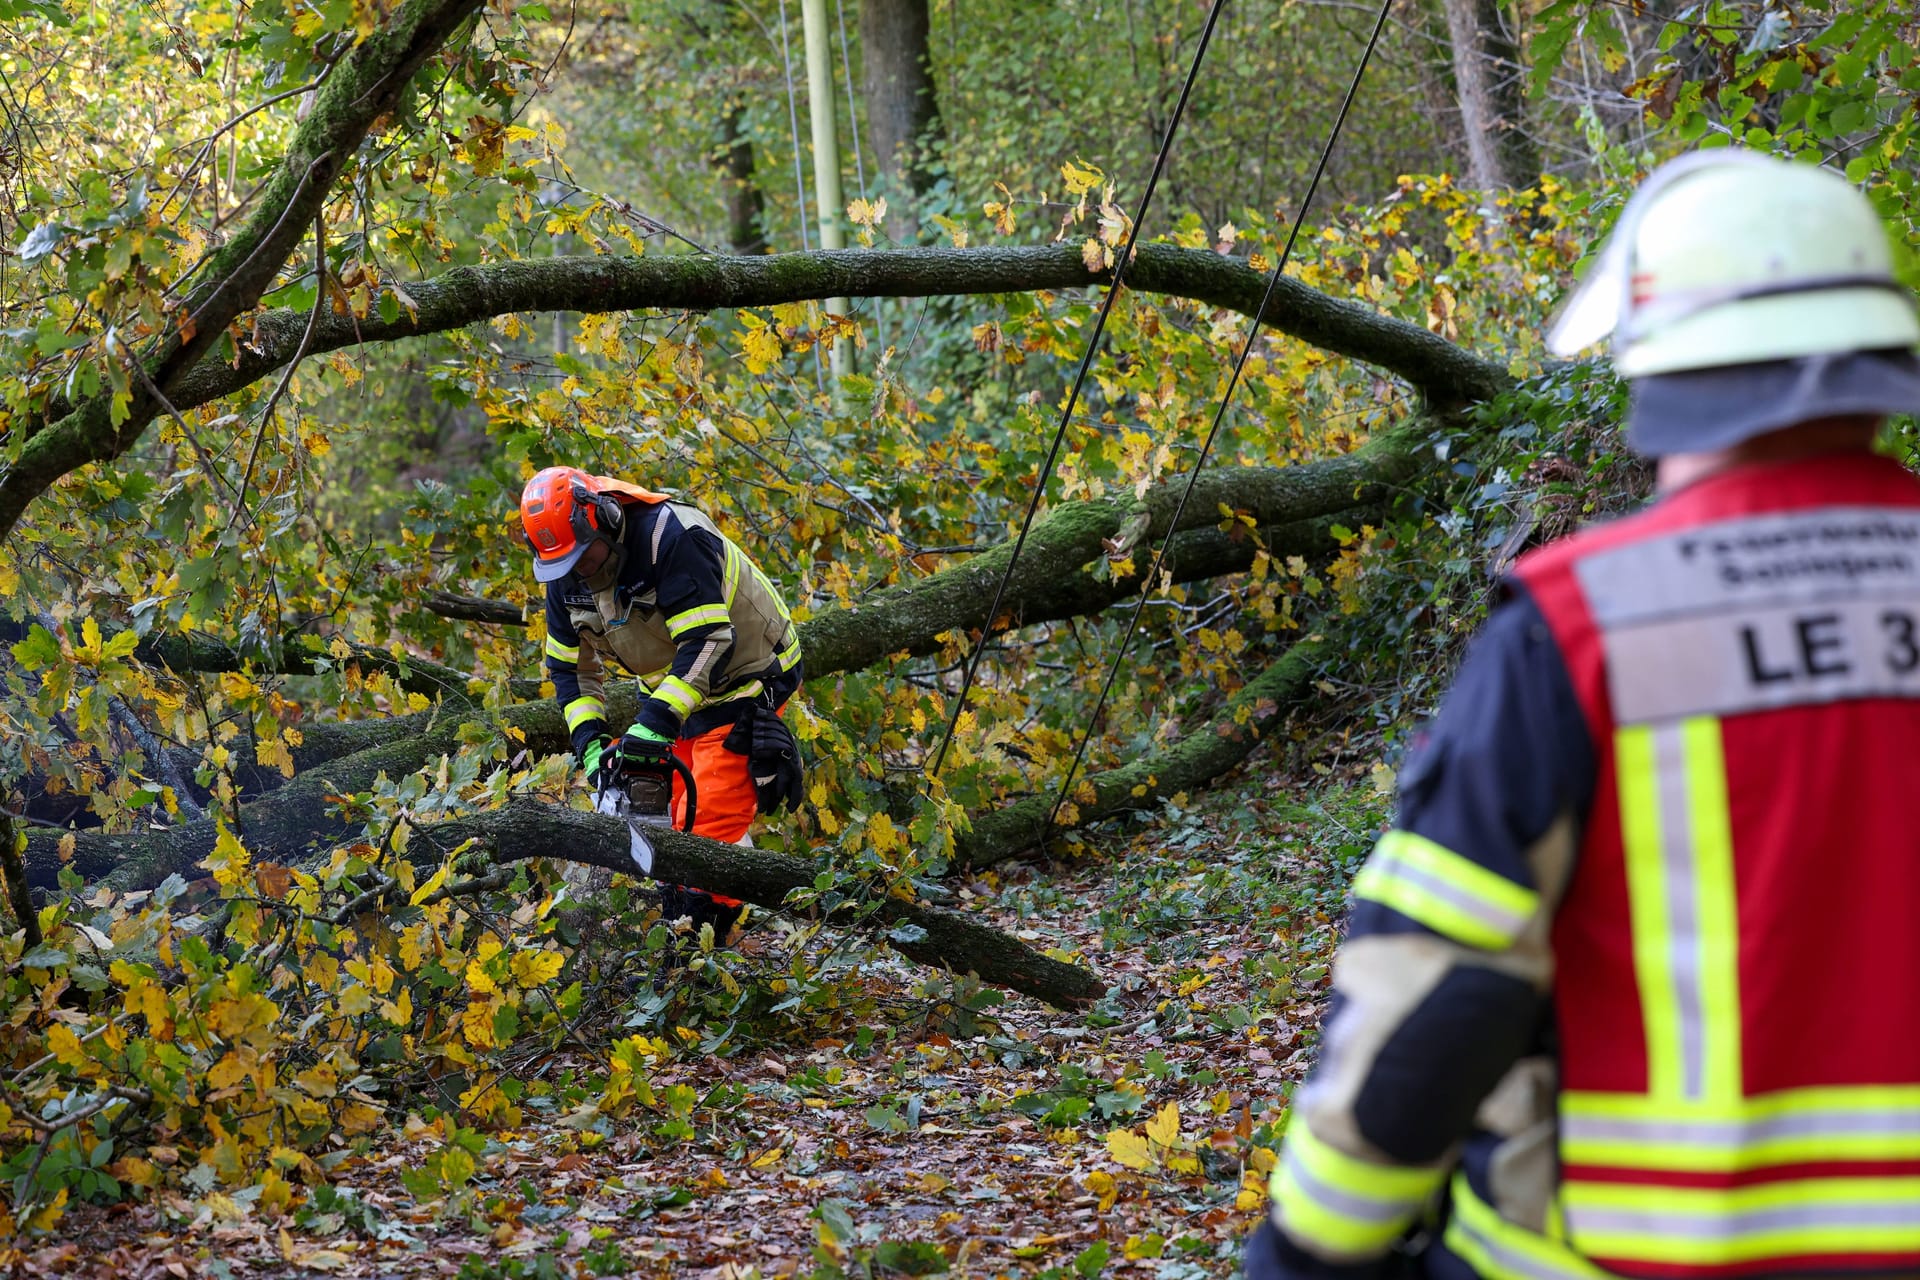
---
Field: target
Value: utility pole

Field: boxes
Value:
[800,0,851,379]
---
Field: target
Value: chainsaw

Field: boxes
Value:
[594,742,698,877]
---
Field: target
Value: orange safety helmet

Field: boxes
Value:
[520,466,620,583]
[519,467,672,582]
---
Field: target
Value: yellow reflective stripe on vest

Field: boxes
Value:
[1351,830,1539,950]
[1562,1175,1920,1265]
[775,630,801,672]
[1562,1086,1920,1173]
[1269,1119,1443,1256]
[652,675,700,720]
[563,697,607,733]
[1616,717,1741,1103]
[722,542,742,606]
[1442,1175,1605,1280]
[545,634,580,665]
[665,603,730,637]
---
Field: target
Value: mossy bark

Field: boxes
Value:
[798,428,1421,676]
[420,801,1104,1007]
[135,632,542,703]
[22,690,638,892]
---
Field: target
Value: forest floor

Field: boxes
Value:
[21,772,1386,1280]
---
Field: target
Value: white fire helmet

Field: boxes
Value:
[1547,149,1920,377]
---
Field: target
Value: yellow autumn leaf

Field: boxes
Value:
[440,1145,477,1185]
[47,1024,85,1069]
[510,950,564,989]
[1086,1168,1118,1211]
[461,1000,497,1048]
[204,822,251,889]
[741,325,781,375]
[465,935,504,994]
[213,1052,258,1092]
[1145,1100,1180,1147]
[410,863,450,906]
[1106,1128,1154,1171]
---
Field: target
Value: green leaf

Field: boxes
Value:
[873,1240,949,1275]
[9,625,61,670]
[1527,0,1582,97]
[1072,1240,1110,1279]
[812,1198,858,1246]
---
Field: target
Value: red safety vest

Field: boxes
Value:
[1508,452,1920,1278]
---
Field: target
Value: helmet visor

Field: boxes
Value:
[531,537,592,583]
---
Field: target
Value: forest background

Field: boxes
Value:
[0,0,1916,1274]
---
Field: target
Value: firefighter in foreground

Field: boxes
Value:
[519,467,804,936]
[1246,150,1920,1279]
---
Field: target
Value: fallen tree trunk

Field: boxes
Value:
[955,631,1338,867]
[425,592,531,626]
[21,691,616,892]
[417,801,1104,1008]
[798,428,1419,677]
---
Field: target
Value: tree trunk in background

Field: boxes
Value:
[859,0,941,235]
[715,101,770,255]
[1439,0,1510,190]
[1476,0,1536,188]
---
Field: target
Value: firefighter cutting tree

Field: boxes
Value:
[519,466,806,940]
[1247,151,1920,1277]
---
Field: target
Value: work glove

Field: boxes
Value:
[581,735,619,793]
[617,722,676,771]
[721,702,805,816]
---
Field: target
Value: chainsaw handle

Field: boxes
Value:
[669,752,697,834]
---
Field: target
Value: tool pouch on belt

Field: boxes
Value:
[722,701,805,816]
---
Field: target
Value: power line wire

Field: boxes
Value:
[1042,0,1397,837]
[925,0,1231,780]
[774,0,812,253]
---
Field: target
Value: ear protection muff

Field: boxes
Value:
[569,481,625,544]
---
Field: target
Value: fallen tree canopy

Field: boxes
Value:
[23,428,1426,888]
[0,0,489,540]
[416,801,1104,1008]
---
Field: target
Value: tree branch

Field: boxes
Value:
[48,246,1507,460]
[417,800,1105,1007]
